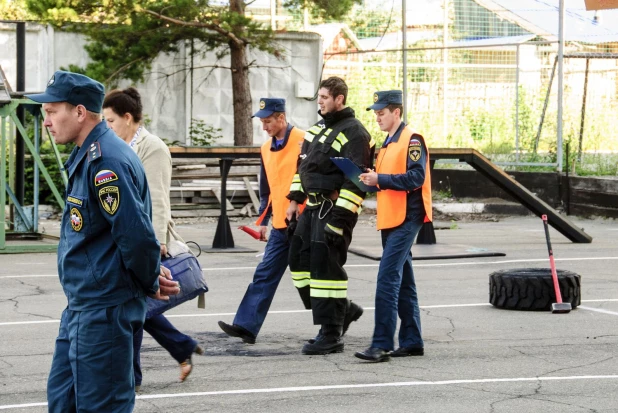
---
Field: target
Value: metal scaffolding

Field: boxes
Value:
[1,71,66,253]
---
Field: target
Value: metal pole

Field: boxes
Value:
[34,113,40,233]
[557,0,564,172]
[1,116,6,249]
[402,0,408,124]
[534,56,557,153]
[577,58,590,165]
[443,0,449,140]
[270,0,276,30]
[15,22,25,206]
[515,44,520,163]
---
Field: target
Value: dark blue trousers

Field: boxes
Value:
[233,228,290,336]
[133,313,197,386]
[372,219,424,351]
[47,298,145,413]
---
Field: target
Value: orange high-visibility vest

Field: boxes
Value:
[375,125,432,230]
[256,126,305,229]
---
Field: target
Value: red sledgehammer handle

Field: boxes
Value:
[542,215,564,304]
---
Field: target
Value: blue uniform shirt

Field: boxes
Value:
[377,122,428,222]
[58,121,161,311]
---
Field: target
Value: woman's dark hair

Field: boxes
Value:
[102,87,143,123]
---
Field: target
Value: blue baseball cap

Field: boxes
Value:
[366,90,403,111]
[26,71,105,113]
[252,98,286,118]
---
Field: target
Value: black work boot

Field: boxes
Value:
[354,347,391,362]
[218,321,256,344]
[342,300,364,337]
[307,328,323,344]
[302,324,343,355]
[302,335,344,355]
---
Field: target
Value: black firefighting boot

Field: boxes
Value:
[342,300,364,337]
[302,324,343,355]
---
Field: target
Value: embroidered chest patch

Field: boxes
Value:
[70,208,83,232]
[95,170,118,186]
[98,186,120,215]
[409,138,422,162]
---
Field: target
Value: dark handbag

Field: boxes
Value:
[146,252,208,319]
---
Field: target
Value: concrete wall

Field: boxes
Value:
[0,23,322,145]
[432,169,618,218]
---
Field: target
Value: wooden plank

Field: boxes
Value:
[173,165,261,176]
[172,209,241,218]
[468,151,592,243]
[170,146,261,158]
[172,158,260,166]
[190,197,234,204]
[244,176,260,212]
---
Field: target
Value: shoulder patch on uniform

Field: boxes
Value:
[95,169,118,186]
[409,138,422,147]
[409,139,422,162]
[70,208,83,232]
[88,142,102,163]
[98,186,120,215]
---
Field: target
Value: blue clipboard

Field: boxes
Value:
[330,157,380,192]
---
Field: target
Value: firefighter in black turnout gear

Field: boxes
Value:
[286,77,375,355]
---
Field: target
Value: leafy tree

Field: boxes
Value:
[347,6,400,39]
[0,0,35,19]
[25,0,359,145]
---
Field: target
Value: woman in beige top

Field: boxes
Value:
[103,88,202,390]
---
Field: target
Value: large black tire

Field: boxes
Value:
[489,268,581,311]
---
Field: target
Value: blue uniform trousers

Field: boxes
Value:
[233,228,290,336]
[372,219,424,351]
[47,298,145,413]
[133,314,197,386]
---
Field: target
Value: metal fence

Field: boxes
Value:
[323,44,618,167]
[250,0,618,173]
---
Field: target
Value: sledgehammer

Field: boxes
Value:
[542,215,572,314]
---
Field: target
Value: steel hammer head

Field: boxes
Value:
[551,302,572,314]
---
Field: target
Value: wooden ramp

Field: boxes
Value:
[431,149,592,243]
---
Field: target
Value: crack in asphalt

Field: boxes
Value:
[471,375,600,413]
[2,279,56,320]
[421,308,456,341]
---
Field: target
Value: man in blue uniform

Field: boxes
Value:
[26,71,179,412]
[218,98,305,344]
[355,90,432,362]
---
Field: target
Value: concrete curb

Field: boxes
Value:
[362,200,530,216]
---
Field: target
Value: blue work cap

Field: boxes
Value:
[26,71,105,113]
[366,90,403,111]
[252,98,286,118]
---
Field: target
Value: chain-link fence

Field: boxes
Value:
[248,0,618,173]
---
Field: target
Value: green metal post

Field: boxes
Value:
[40,107,68,187]
[9,106,65,210]
[1,115,6,249]
[33,113,40,233]
[0,99,63,253]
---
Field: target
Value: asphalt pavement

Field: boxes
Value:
[1,214,617,412]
